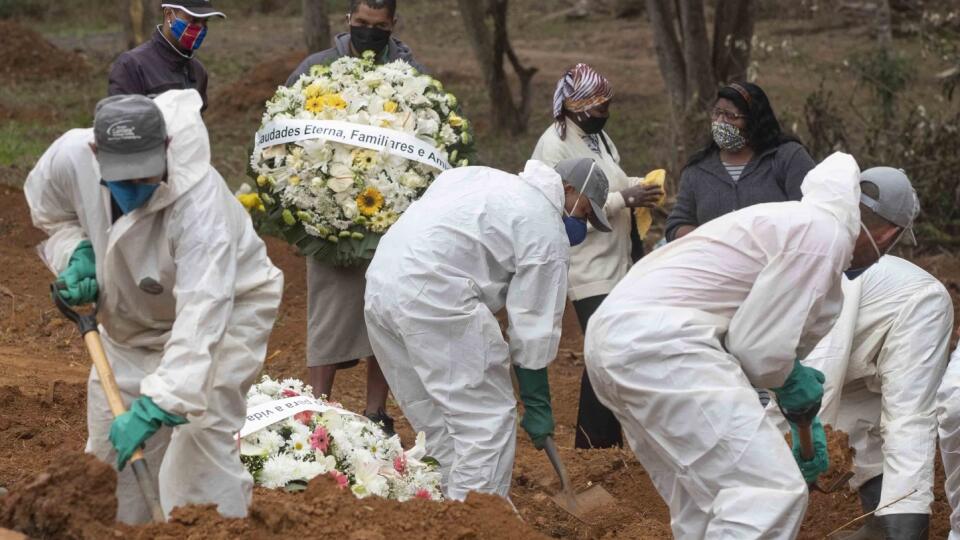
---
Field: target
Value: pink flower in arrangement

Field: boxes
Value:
[415,488,432,500]
[329,471,349,490]
[393,454,407,474]
[310,425,330,453]
[294,411,314,425]
[281,388,300,398]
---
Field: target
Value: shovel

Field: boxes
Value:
[542,436,616,522]
[51,283,166,523]
[781,403,853,494]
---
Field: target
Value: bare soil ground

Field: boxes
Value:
[0,184,955,538]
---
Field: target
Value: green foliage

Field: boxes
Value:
[848,48,914,123]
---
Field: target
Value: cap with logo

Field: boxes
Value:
[160,0,226,19]
[94,95,168,182]
[553,157,613,232]
[860,166,920,246]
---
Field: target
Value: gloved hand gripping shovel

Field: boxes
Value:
[542,436,615,523]
[780,402,852,494]
[50,283,165,523]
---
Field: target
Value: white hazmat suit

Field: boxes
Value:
[768,256,952,518]
[583,153,862,538]
[24,90,283,524]
[938,344,960,539]
[364,160,569,501]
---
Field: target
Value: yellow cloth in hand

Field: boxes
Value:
[634,169,666,239]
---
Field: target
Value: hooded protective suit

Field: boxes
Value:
[364,160,569,501]
[768,256,952,518]
[24,90,283,524]
[583,152,862,539]
[938,346,960,539]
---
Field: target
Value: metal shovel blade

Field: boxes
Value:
[543,437,616,523]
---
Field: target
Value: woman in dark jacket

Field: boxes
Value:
[665,82,816,241]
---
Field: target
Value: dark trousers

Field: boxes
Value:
[572,295,624,449]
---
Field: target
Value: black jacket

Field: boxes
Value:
[108,28,209,111]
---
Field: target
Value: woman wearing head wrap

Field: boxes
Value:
[665,82,816,242]
[531,63,664,450]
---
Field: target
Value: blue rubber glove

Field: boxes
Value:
[514,366,555,450]
[772,359,825,412]
[109,396,187,470]
[789,416,830,484]
[56,240,98,306]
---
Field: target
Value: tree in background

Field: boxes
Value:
[303,0,331,54]
[123,0,158,48]
[459,0,538,134]
[643,0,754,174]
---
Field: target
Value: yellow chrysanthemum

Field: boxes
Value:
[383,100,399,113]
[351,148,380,171]
[305,97,324,114]
[356,187,385,217]
[321,93,347,110]
[288,175,301,186]
[447,112,464,128]
[237,193,265,212]
[304,83,324,99]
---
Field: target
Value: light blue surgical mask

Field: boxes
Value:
[106,181,160,214]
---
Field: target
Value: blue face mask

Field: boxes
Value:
[563,216,588,246]
[106,181,160,214]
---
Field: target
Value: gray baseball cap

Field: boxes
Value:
[860,166,920,246]
[94,95,167,182]
[554,157,612,232]
[161,1,226,18]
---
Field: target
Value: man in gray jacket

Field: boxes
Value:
[286,0,424,86]
[286,0,425,435]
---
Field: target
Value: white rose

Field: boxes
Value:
[399,171,427,189]
[416,119,440,137]
[341,199,359,219]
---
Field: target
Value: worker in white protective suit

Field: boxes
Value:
[772,257,951,540]
[763,169,948,540]
[364,158,612,501]
[939,337,960,540]
[24,90,283,524]
[583,153,903,539]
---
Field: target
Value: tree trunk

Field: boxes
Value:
[458,0,537,134]
[303,0,332,54]
[712,0,754,84]
[644,0,755,185]
[123,0,157,49]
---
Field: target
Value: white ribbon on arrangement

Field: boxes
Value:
[237,395,361,439]
[253,118,451,171]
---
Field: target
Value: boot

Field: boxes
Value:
[875,513,929,540]
[837,475,884,539]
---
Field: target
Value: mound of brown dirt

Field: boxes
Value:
[0,21,89,83]
[207,51,305,122]
[821,425,855,489]
[126,476,544,540]
[0,453,116,540]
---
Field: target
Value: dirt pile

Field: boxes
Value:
[0,21,89,83]
[207,51,305,122]
[821,425,855,489]
[1,454,544,540]
[0,453,116,540]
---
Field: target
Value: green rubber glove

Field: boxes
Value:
[789,416,830,484]
[513,366,555,450]
[56,240,98,306]
[109,396,187,470]
[772,359,825,412]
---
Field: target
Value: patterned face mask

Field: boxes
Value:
[711,121,747,152]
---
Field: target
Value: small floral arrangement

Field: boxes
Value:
[241,51,474,267]
[240,376,443,501]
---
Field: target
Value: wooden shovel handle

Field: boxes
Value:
[796,421,815,461]
[84,331,144,463]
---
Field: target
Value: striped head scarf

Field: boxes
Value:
[553,63,614,139]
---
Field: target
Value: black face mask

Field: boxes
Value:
[350,25,391,55]
[575,114,608,135]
